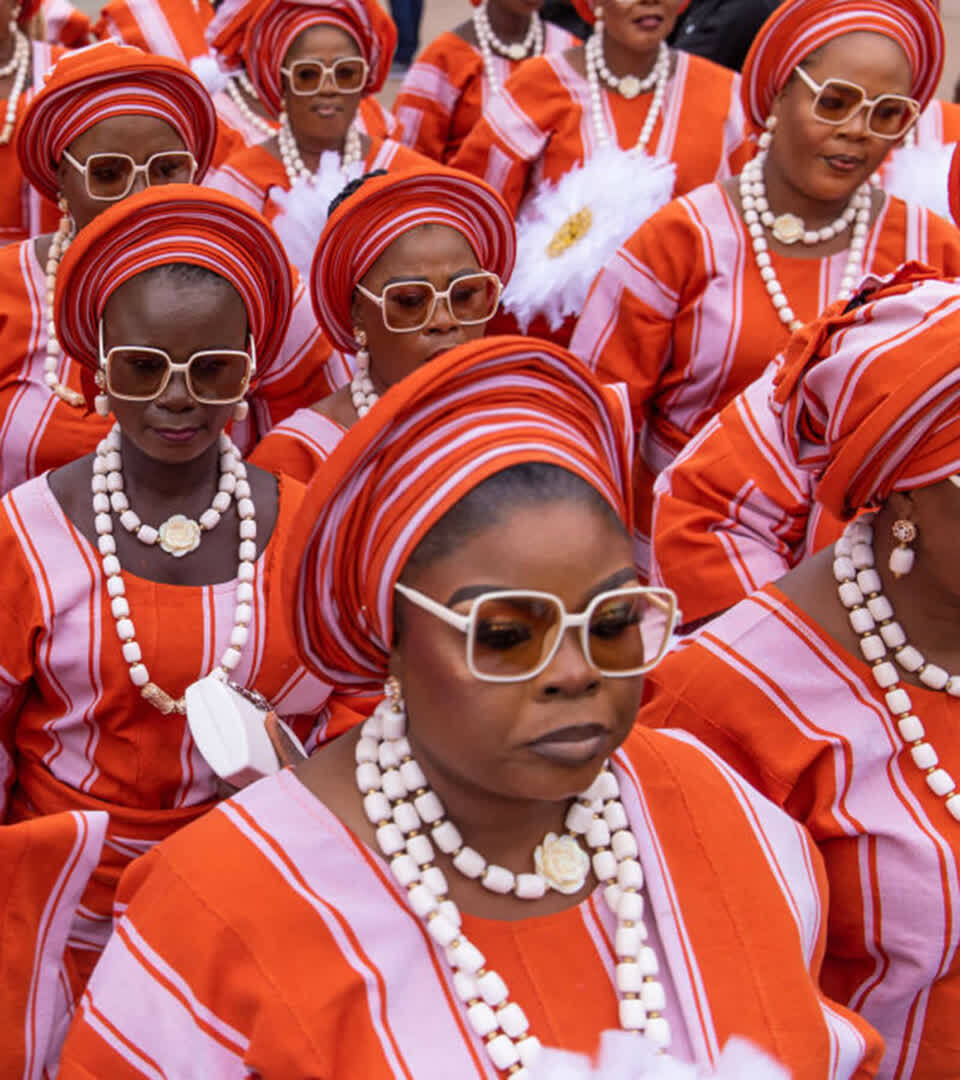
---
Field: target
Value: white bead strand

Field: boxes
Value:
[0,29,30,147]
[42,212,85,409]
[833,519,960,822]
[277,109,362,187]
[584,28,669,154]
[473,1,544,95]
[225,70,277,139]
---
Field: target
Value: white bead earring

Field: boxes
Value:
[759,115,777,151]
[93,371,110,417]
[889,519,917,579]
[350,327,378,417]
[233,400,249,422]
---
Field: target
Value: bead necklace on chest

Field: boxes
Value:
[226,69,277,140]
[739,143,872,334]
[0,28,29,147]
[833,518,960,822]
[42,209,85,409]
[472,1,544,95]
[584,25,669,154]
[277,110,362,187]
[358,682,672,1076]
[92,425,258,716]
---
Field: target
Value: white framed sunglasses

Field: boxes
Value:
[394,583,678,683]
[793,66,920,139]
[280,56,369,94]
[355,272,503,333]
[62,149,198,201]
[98,320,257,405]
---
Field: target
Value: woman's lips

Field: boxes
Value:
[526,724,611,765]
[151,426,202,443]
[824,154,864,173]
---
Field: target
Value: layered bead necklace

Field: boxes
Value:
[584,27,669,154]
[358,687,672,1076]
[833,518,960,822]
[739,148,872,333]
[225,69,277,140]
[473,1,544,95]
[92,426,258,716]
[277,110,362,187]
[0,27,29,147]
[42,211,85,409]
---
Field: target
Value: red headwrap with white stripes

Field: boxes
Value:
[55,185,293,405]
[741,0,944,129]
[289,335,634,693]
[773,263,960,518]
[17,42,217,204]
[311,164,516,354]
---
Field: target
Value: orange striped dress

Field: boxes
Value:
[249,406,347,484]
[59,726,881,1078]
[571,191,960,569]
[0,472,332,998]
[450,49,751,218]
[641,585,960,1079]
[393,24,579,163]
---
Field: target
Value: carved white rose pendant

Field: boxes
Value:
[158,514,202,557]
[507,43,526,60]
[533,832,590,894]
[771,212,804,245]
[617,75,641,99]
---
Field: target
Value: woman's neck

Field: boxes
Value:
[294,129,349,168]
[600,30,660,81]
[0,23,16,65]
[119,431,221,514]
[762,151,858,233]
[485,1,533,41]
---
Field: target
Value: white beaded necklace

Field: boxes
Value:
[584,29,669,153]
[0,29,29,147]
[277,110,362,187]
[833,518,960,822]
[225,70,277,139]
[739,150,871,333]
[92,425,258,716]
[42,213,85,409]
[473,2,544,95]
[98,432,246,556]
[358,689,671,1076]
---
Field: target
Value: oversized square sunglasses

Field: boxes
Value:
[794,66,920,139]
[355,272,503,333]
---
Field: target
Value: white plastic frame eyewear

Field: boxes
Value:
[97,320,257,405]
[793,66,920,139]
[394,583,678,683]
[62,149,198,201]
[280,56,369,94]
[355,272,504,333]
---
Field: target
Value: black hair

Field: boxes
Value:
[136,262,235,288]
[327,168,389,217]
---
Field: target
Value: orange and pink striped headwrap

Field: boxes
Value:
[17,42,217,205]
[288,335,634,693]
[741,0,943,129]
[311,164,516,353]
[55,185,294,407]
[773,263,960,519]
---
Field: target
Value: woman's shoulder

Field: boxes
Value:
[502,52,570,102]
[675,48,741,90]
[428,26,482,61]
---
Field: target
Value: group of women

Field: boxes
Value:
[0,0,958,1076]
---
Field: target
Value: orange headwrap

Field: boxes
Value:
[741,0,943,129]
[773,263,960,519]
[225,0,396,115]
[311,164,516,353]
[55,185,294,407]
[17,42,217,205]
[570,0,690,28]
[289,335,634,694]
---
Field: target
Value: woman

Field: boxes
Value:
[0,183,332,1067]
[640,268,960,1079]
[449,0,749,338]
[570,0,958,572]
[60,336,880,1078]
[206,0,424,225]
[0,0,62,247]
[0,42,343,494]
[252,164,516,484]
[198,0,400,152]
[393,0,580,163]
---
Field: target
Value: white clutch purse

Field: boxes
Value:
[185,675,305,788]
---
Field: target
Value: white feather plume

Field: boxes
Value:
[503,145,676,331]
[882,142,956,222]
[190,53,231,96]
[271,153,364,278]
[530,1033,791,1080]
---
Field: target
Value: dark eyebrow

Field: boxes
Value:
[446,567,638,610]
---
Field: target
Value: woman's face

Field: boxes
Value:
[390,500,645,806]
[282,23,365,146]
[351,224,491,389]
[101,271,246,465]
[57,115,190,231]
[598,0,684,53]
[490,0,543,19]
[769,31,913,203]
